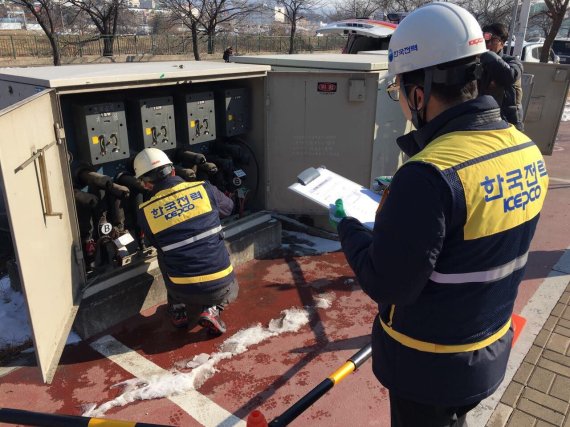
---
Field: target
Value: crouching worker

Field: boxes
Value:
[134,148,238,335]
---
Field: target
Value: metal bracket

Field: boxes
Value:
[73,244,84,265]
[54,122,66,144]
[14,123,65,219]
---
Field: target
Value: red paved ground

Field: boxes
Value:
[1,123,569,427]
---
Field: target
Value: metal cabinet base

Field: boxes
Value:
[72,215,282,339]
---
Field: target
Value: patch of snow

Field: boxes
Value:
[314,292,335,309]
[0,275,82,354]
[0,275,32,351]
[83,308,311,417]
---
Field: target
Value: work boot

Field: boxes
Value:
[167,303,188,328]
[198,306,227,335]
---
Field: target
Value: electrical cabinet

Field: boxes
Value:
[0,56,411,383]
[232,53,410,214]
[219,88,250,137]
[129,96,177,152]
[181,91,216,148]
[73,101,130,165]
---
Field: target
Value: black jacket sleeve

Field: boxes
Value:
[337,162,450,306]
[480,51,522,86]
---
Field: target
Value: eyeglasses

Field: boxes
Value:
[386,82,400,101]
[386,81,417,101]
[483,32,502,44]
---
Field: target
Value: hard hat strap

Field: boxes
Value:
[431,61,483,85]
[402,68,433,130]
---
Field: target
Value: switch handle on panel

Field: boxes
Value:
[99,135,107,155]
[109,134,120,153]
[161,126,169,144]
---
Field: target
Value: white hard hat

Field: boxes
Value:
[388,3,486,77]
[133,147,172,178]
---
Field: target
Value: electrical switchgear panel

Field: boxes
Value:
[219,88,250,137]
[131,96,177,151]
[182,92,216,146]
[73,102,130,165]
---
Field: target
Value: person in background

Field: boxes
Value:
[329,4,548,426]
[134,148,237,336]
[223,46,233,63]
[480,23,524,130]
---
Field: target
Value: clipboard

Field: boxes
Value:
[289,167,380,230]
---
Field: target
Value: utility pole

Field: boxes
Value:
[513,0,532,58]
[506,0,519,52]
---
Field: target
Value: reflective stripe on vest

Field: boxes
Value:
[430,251,528,284]
[161,225,223,252]
[169,264,234,285]
[381,127,547,352]
[380,316,511,353]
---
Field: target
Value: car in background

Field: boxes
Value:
[504,41,559,63]
[552,38,570,64]
[316,19,396,54]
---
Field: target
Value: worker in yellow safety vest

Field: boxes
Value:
[329,3,549,426]
[135,148,237,335]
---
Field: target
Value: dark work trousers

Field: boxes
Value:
[167,279,239,328]
[389,392,480,427]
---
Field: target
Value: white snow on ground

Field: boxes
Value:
[0,275,82,353]
[0,275,31,351]
[83,308,311,417]
[313,292,335,309]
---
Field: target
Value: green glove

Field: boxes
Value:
[373,176,393,194]
[329,198,347,230]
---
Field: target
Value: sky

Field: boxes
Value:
[0,231,342,415]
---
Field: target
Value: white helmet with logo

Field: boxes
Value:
[388,2,486,77]
[133,147,172,178]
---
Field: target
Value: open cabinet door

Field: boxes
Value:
[0,90,84,383]
[523,63,570,155]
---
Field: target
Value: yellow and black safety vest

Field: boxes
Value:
[138,178,234,293]
[379,125,548,353]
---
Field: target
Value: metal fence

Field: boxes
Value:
[0,34,347,59]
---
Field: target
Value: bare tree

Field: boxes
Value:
[64,4,94,35]
[331,0,380,19]
[161,0,256,59]
[456,0,513,25]
[149,10,176,34]
[159,0,204,60]
[67,0,128,57]
[9,0,63,65]
[538,0,570,62]
[376,0,426,13]
[529,7,552,38]
[201,0,259,54]
[276,0,323,53]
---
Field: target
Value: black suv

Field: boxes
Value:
[552,39,570,64]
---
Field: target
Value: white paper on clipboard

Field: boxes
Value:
[289,167,380,230]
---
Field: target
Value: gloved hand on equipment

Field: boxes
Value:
[329,198,347,230]
[373,176,393,194]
